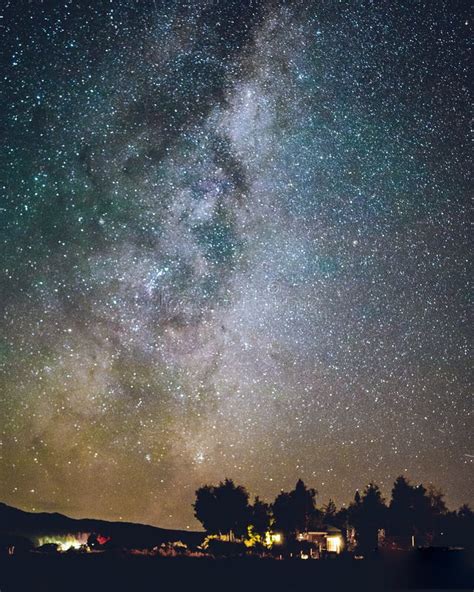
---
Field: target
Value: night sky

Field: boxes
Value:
[0,0,472,530]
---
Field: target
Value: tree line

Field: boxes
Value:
[194,476,473,554]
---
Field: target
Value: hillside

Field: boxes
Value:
[0,502,204,548]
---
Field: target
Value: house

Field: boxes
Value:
[297,525,344,557]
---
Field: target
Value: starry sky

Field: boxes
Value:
[0,0,472,530]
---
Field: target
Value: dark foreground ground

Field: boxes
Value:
[0,550,472,592]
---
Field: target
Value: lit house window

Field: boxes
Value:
[326,535,342,553]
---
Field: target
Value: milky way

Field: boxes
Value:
[0,0,472,528]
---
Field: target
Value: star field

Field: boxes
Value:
[0,0,472,529]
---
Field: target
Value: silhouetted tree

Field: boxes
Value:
[453,504,474,549]
[273,479,317,539]
[323,499,337,523]
[217,479,250,539]
[194,479,250,540]
[457,503,473,520]
[427,484,447,516]
[351,482,387,555]
[272,491,293,537]
[389,476,416,537]
[347,490,360,527]
[434,504,473,548]
[333,506,351,540]
[292,479,317,532]
[250,496,271,538]
[307,506,324,531]
[193,484,220,535]
[426,483,448,543]
[389,476,432,544]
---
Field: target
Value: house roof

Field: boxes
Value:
[325,525,342,534]
[306,525,342,535]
